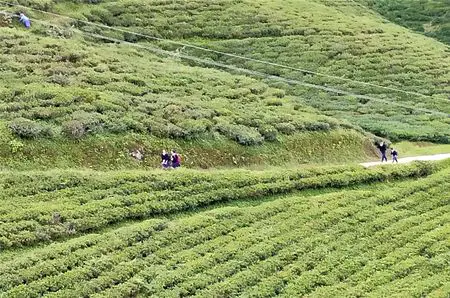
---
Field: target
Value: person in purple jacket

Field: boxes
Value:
[18,13,31,28]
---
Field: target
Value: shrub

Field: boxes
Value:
[8,118,51,139]
[123,32,144,43]
[8,139,24,153]
[47,74,71,86]
[62,120,86,139]
[70,111,104,133]
[305,122,331,131]
[125,77,146,87]
[178,119,211,138]
[166,123,187,139]
[258,124,278,141]
[216,122,264,145]
[275,122,296,135]
[265,99,283,106]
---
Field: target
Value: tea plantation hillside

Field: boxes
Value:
[0,160,449,297]
[1,1,449,296]
[0,25,376,169]
[358,0,450,45]
[16,0,449,143]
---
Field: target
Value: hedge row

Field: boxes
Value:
[0,168,448,297]
[0,161,443,248]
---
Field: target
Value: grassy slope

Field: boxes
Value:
[357,0,450,45]
[0,160,448,296]
[0,25,375,168]
[41,0,450,143]
[394,141,450,157]
[0,125,373,170]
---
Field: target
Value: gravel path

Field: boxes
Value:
[360,153,450,167]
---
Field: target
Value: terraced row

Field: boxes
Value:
[0,162,440,248]
[1,166,448,297]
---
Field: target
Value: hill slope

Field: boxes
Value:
[31,0,448,142]
[0,0,449,170]
[0,25,375,169]
[357,0,450,45]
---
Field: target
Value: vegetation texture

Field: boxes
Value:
[21,0,448,143]
[0,28,352,145]
[359,0,450,45]
[0,1,449,296]
[0,160,449,297]
[0,0,448,158]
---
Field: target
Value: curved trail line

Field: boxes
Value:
[361,153,450,168]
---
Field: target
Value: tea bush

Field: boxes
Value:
[61,120,85,139]
[358,0,450,45]
[0,160,443,248]
[8,117,52,139]
[3,0,449,143]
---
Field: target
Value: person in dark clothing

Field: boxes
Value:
[391,148,399,163]
[377,142,388,162]
[171,150,181,168]
[161,150,170,169]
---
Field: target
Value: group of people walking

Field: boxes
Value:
[160,150,181,169]
[377,142,398,163]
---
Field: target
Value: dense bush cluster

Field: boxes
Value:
[7,117,52,139]
[2,0,449,143]
[0,161,448,296]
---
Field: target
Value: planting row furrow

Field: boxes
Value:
[1,194,301,295]
[43,191,354,297]
[239,185,450,297]
[95,181,431,297]
[278,212,450,298]
[194,185,450,297]
[0,165,360,200]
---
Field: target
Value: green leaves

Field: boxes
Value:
[8,118,52,139]
[0,163,449,297]
[0,161,442,249]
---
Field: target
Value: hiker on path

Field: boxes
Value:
[377,142,388,162]
[171,150,181,169]
[391,148,399,163]
[161,150,170,169]
[18,13,31,28]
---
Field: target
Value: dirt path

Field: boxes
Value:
[360,153,450,167]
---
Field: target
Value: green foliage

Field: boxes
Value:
[0,27,352,145]
[359,0,450,45]
[0,128,374,170]
[0,161,441,249]
[2,0,450,147]
[8,117,51,139]
[61,120,86,139]
[34,0,447,143]
[0,161,448,296]
[8,139,24,153]
[258,124,278,141]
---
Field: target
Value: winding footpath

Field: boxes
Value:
[360,153,450,168]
